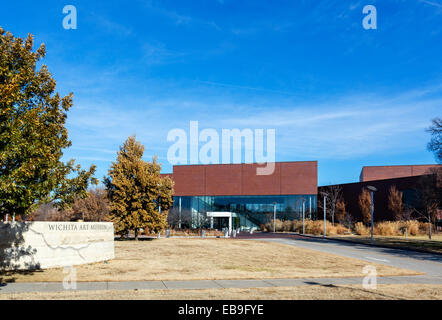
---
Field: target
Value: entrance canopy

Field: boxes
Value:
[206,212,233,232]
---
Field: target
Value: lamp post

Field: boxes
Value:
[302,198,306,235]
[367,185,377,245]
[273,202,277,233]
[323,195,326,238]
[178,197,182,229]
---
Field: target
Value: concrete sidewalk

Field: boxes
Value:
[1,275,441,293]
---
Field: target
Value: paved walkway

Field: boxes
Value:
[1,275,442,293]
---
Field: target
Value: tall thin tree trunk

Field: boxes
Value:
[429,218,432,240]
[134,229,138,241]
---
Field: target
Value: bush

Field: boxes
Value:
[265,219,280,232]
[291,220,302,233]
[374,221,400,236]
[355,222,370,235]
[265,219,287,232]
[288,219,349,236]
[275,219,284,231]
[419,222,431,235]
[264,219,351,236]
[353,220,429,237]
[403,220,419,236]
[309,220,323,235]
[282,220,292,232]
[336,224,349,235]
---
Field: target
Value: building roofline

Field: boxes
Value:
[171,160,318,168]
[361,164,440,169]
[319,174,429,188]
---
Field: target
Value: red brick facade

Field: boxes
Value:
[360,165,441,182]
[164,161,318,196]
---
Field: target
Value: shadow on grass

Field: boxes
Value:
[114,236,155,241]
[302,280,405,300]
[0,269,44,284]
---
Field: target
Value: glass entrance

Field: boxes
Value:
[213,217,229,230]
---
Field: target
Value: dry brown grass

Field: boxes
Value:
[330,234,442,254]
[262,219,436,238]
[373,221,435,237]
[0,238,420,283]
[263,219,351,235]
[355,222,370,235]
[1,284,441,300]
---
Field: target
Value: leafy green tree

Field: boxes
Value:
[0,27,97,218]
[104,136,174,240]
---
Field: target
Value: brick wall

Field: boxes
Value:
[167,161,317,196]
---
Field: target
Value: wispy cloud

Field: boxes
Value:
[419,0,442,9]
[142,0,221,30]
[65,83,441,177]
[90,14,133,36]
[196,80,303,97]
[142,42,188,65]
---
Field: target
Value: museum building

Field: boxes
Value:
[162,162,441,232]
[162,161,318,231]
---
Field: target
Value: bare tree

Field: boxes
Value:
[318,185,343,226]
[427,117,442,164]
[70,188,110,221]
[28,202,58,221]
[48,188,110,222]
[411,167,442,239]
[167,207,193,229]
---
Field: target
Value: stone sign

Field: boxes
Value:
[0,221,114,270]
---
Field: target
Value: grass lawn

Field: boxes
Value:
[328,234,442,254]
[1,284,441,300]
[0,238,421,283]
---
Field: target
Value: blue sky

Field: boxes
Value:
[1,0,441,185]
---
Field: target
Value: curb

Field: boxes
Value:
[284,232,442,256]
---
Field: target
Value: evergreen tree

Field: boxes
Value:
[388,185,404,221]
[105,136,174,239]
